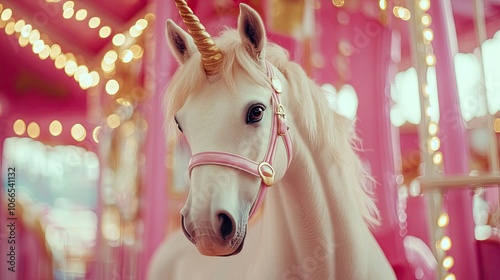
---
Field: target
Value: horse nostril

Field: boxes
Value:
[218,212,234,240]
[181,214,194,243]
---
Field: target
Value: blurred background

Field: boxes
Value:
[0,0,499,279]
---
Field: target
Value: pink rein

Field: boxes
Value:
[188,61,293,220]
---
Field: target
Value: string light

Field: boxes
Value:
[332,0,344,7]
[93,126,101,143]
[50,44,62,59]
[107,114,121,129]
[49,120,63,136]
[71,123,86,141]
[437,213,449,227]
[432,152,443,165]
[99,26,111,38]
[1,4,151,95]
[28,29,40,44]
[63,8,74,19]
[106,79,120,95]
[75,9,87,21]
[379,0,387,10]
[27,122,40,138]
[421,14,432,26]
[20,24,31,37]
[444,273,456,280]
[440,236,452,251]
[121,49,133,63]
[13,119,26,135]
[419,0,431,11]
[112,33,125,46]
[1,8,12,21]
[88,17,100,29]
[393,6,411,21]
[62,1,74,10]
[443,256,454,270]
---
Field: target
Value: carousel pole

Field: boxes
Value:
[408,0,480,279]
[406,0,446,278]
[472,0,500,219]
[473,0,500,173]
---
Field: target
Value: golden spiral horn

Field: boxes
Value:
[173,0,223,76]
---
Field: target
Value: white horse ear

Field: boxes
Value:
[238,4,266,64]
[165,19,197,64]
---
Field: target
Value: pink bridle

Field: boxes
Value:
[188,61,293,219]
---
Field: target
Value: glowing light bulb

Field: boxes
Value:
[64,60,78,76]
[106,79,119,95]
[49,120,62,136]
[494,118,500,133]
[332,0,344,7]
[28,29,40,44]
[426,54,436,66]
[437,213,449,227]
[130,44,143,59]
[79,73,93,89]
[93,126,101,143]
[39,45,51,60]
[75,9,87,21]
[429,136,440,151]
[14,19,25,33]
[89,71,100,87]
[112,33,125,46]
[63,1,74,10]
[121,49,133,63]
[443,256,454,270]
[55,53,68,69]
[20,24,32,38]
[71,123,86,141]
[88,16,100,28]
[50,44,61,59]
[428,122,438,135]
[27,122,40,138]
[440,236,452,251]
[421,14,432,27]
[13,119,26,135]
[107,114,121,129]
[63,8,74,19]
[5,22,14,35]
[18,36,29,47]
[32,39,45,54]
[433,152,443,165]
[129,25,142,37]
[379,0,387,10]
[74,65,89,82]
[423,28,434,42]
[103,50,118,64]
[444,273,456,280]
[135,19,148,31]
[99,26,111,38]
[419,0,430,11]
[1,8,12,21]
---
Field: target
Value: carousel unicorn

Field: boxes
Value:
[148,1,396,279]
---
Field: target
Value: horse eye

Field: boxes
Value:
[174,117,183,132]
[246,104,266,124]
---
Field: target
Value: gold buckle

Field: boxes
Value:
[276,104,286,118]
[258,162,275,187]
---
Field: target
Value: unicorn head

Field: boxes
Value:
[165,2,292,256]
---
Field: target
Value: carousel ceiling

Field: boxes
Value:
[0,0,151,118]
[0,0,499,119]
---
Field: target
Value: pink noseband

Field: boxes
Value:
[188,61,293,220]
